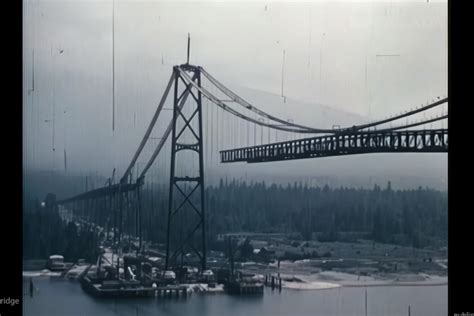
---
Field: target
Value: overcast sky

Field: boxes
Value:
[22,0,447,188]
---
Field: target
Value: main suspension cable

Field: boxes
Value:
[200,67,448,134]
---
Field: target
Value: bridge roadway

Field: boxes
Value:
[220,129,448,163]
[56,182,141,205]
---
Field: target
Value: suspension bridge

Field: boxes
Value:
[53,56,448,274]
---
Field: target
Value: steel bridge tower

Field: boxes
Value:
[165,63,207,271]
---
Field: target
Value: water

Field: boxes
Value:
[23,277,447,316]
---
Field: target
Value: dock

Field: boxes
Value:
[225,280,264,295]
[80,276,188,299]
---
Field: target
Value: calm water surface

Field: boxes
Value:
[23,277,447,316]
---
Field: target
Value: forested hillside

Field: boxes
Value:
[23,179,447,260]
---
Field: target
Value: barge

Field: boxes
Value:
[224,279,264,295]
[79,264,188,298]
[224,272,264,295]
[80,275,157,298]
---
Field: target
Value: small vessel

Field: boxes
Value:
[224,272,264,295]
[47,255,66,271]
[80,275,157,298]
[224,279,264,295]
[64,263,91,280]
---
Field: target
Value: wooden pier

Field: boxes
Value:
[155,285,188,299]
[264,274,282,292]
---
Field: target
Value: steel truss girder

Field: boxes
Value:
[220,129,448,163]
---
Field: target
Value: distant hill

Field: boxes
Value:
[230,85,369,129]
[22,87,447,203]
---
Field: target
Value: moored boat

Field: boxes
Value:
[79,275,156,298]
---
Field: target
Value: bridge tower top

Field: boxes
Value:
[186,33,191,65]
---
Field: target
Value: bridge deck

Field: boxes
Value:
[57,182,141,205]
[220,129,448,163]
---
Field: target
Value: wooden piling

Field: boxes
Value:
[365,289,368,316]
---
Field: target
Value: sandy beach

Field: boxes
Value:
[279,271,447,290]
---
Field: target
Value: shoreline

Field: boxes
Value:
[278,271,447,290]
[282,280,447,291]
[23,270,447,292]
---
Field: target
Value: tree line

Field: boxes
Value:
[140,179,447,249]
[23,179,447,260]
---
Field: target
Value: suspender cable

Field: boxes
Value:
[216,87,220,151]
[180,68,328,133]
[120,72,175,183]
[138,71,199,179]
[200,67,447,133]
[201,68,332,132]
[211,96,214,163]
[112,0,115,131]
